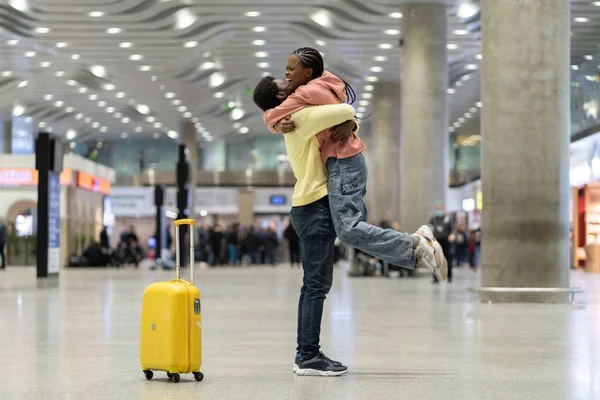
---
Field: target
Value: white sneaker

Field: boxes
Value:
[413,225,448,281]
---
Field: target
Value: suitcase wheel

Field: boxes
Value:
[172,373,181,383]
[194,372,204,382]
[143,370,153,380]
[166,372,173,379]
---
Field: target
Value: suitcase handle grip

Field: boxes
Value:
[174,218,195,285]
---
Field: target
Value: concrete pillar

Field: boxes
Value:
[480,0,570,302]
[3,119,12,154]
[181,120,197,218]
[369,82,401,225]
[399,3,448,232]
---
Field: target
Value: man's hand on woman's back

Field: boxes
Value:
[330,119,357,145]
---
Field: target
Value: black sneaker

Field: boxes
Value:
[295,352,348,376]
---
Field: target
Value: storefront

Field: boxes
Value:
[447,179,482,230]
[0,154,115,267]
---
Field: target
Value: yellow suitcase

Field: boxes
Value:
[140,219,203,383]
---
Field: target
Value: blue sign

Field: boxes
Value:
[269,195,287,206]
[48,172,61,274]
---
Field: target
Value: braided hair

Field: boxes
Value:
[290,47,356,105]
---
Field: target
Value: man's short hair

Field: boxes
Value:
[253,76,281,111]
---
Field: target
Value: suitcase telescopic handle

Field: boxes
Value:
[174,219,195,285]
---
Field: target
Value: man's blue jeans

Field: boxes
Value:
[326,153,415,269]
[290,196,336,359]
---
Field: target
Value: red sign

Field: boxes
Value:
[76,171,110,195]
[0,168,72,186]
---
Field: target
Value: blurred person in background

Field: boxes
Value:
[430,203,453,283]
[127,225,139,244]
[265,226,280,265]
[379,211,394,230]
[227,223,240,265]
[196,224,209,263]
[468,229,478,269]
[83,242,110,267]
[284,222,301,267]
[0,219,6,269]
[209,224,224,266]
[100,226,110,250]
[244,226,260,264]
[453,224,468,267]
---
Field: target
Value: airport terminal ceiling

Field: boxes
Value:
[0,0,598,144]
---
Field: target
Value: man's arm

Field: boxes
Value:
[291,104,355,140]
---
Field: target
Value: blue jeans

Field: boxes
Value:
[290,196,336,359]
[326,153,415,269]
[228,244,237,264]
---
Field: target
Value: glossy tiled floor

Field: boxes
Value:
[0,264,599,400]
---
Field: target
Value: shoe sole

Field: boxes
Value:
[293,364,298,373]
[295,368,348,377]
[417,226,448,281]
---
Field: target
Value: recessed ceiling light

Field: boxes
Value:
[364,85,374,91]
[7,39,19,46]
[85,117,92,123]
[147,116,156,123]
[12,104,25,116]
[253,39,266,46]
[262,71,270,77]
[114,112,122,118]
[378,43,393,49]
[476,54,483,60]
[585,55,594,60]
[71,54,80,60]
[310,9,332,27]
[200,62,216,70]
[172,99,182,106]
[90,65,107,78]
[209,72,226,87]
[456,81,463,87]
[234,122,243,129]
[121,132,128,139]
[119,42,133,48]
[100,126,108,132]
[572,65,579,70]
[255,51,268,58]
[245,11,260,17]
[139,65,151,72]
[366,76,379,82]
[184,40,198,48]
[457,2,479,19]
[35,27,50,34]
[122,117,130,123]
[454,29,469,35]
[2,71,13,77]
[470,107,477,113]
[192,117,199,123]
[44,94,53,101]
[136,104,150,115]
[116,92,126,98]
[359,100,369,106]
[67,79,77,86]
[374,56,387,62]
[447,88,456,94]
[389,12,403,18]
[18,80,28,88]
[153,122,162,128]
[107,27,122,34]
[357,107,366,113]
[384,29,400,35]
[575,17,589,23]
[56,42,68,48]
[214,92,224,98]
[466,64,478,70]
[25,51,36,57]
[594,1,600,5]
[453,122,461,128]
[174,8,196,30]
[167,130,178,139]
[39,122,46,128]
[104,83,115,91]
[135,126,143,132]
[106,107,115,113]
[258,62,269,68]
[66,129,77,140]
[129,54,143,61]
[151,76,157,81]
[465,112,472,118]
[75,113,83,120]
[458,117,466,123]
[178,106,187,112]
[153,132,161,139]
[165,92,175,98]
[89,94,98,100]
[447,44,459,50]
[89,11,104,17]
[449,127,455,133]
[92,122,100,128]
[98,101,107,107]
[40,61,51,68]
[239,127,249,134]
[253,26,266,32]
[315,40,327,46]
[370,66,383,72]
[362,93,372,99]
[184,112,192,118]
